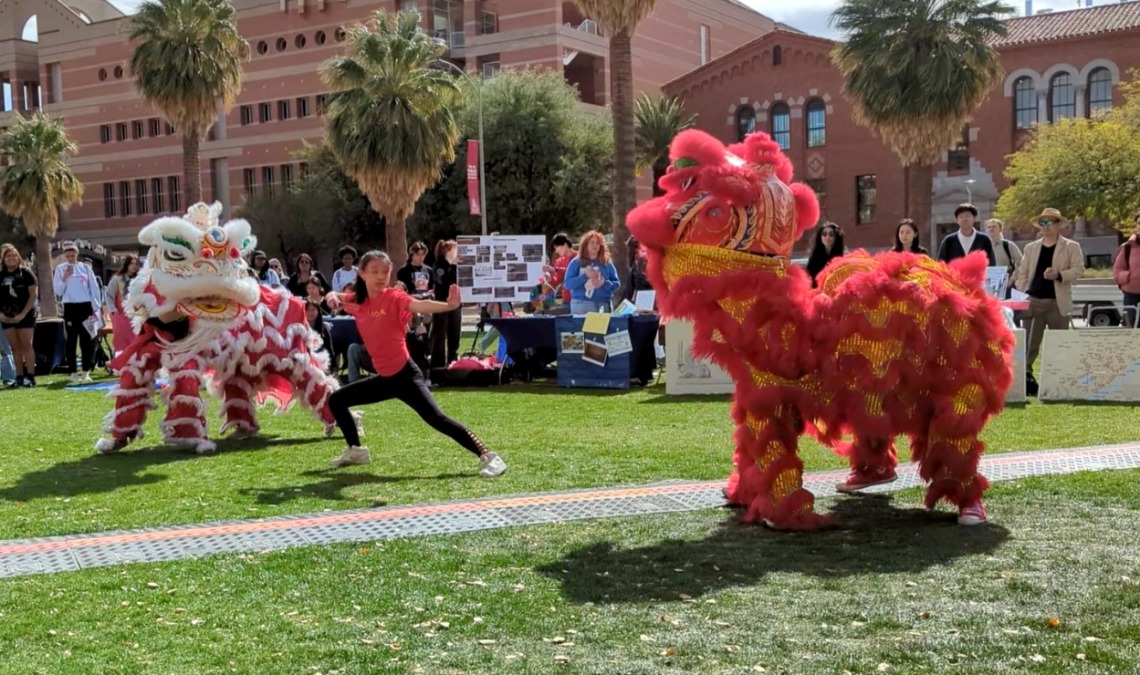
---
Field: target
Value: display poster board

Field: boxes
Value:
[664,319,734,395]
[1038,329,1140,401]
[456,235,547,304]
[984,266,1010,300]
[1006,328,1026,404]
[555,315,631,390]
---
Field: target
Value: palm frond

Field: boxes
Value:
[573,0,660,32]
[634,93,696,175]
[0,113,85,237]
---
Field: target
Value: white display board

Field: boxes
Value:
[1006,328,1026,404]
[455,235,547,303]
[665,319,735,395]
[1038,329,1140,402]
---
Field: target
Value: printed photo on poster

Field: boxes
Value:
[604,330,633,356]
[457,267,475,287]
[494,286,515,298]
[471,287,492,297]
[583,338,608,367]
[506,263,529,282]
[457,235,549,303]
[522,244,544,262]
[560,332,585,353]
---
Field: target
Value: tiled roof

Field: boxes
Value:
[994,1,1140,47]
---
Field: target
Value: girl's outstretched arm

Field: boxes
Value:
[410,285,462,315]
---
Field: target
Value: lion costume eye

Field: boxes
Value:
[163,249,187,263]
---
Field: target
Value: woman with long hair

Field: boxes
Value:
[429,239,462,368]
[564,230,620,314]
[105,255,141,357]
[323,250,506,477]
[286,253,330,297]
[0,244,39,387]
[805,222,845,287]
[892,218,929,256]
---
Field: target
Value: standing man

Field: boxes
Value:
[985,218,1023,295]
[1014,208,1085,375]
[52,242,102,382]
[937,203,996,266]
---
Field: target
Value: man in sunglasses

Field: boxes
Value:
[1013,208,1085,379]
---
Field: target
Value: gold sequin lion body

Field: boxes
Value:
[627,130,1014,530]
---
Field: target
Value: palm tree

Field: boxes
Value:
[830,0,1010,243]
[574,0,660,283]
[320,9,461,270]
[128,0,249,204]
[635,93,696,197]
[0,113,85,319]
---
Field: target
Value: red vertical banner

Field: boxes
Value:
[466,140,482,216]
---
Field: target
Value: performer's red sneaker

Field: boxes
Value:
[835,467,897,493]
[958,500,988,525]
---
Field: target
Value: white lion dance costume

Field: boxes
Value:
[95,203,341,455]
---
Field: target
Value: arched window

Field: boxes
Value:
[736,106,756,141]
[773,45,783,66]
[770,102,790,150]
[1013,76,1037,129]
[805,99,826,147]
[1049,72,1076,122]
[1088,67,1113,116]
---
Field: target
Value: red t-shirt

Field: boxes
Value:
[553,254,573,303]
[344,288,413,377]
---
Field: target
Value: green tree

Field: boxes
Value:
[321,9,461,270]
[128,0,249,204]
[411,70,613,245]
[831,0,1010,239]
[573,0,661,283]
[0,113,85,319]
[635,93,696,197]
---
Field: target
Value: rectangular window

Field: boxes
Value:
[169,176,181,212]
[947,126,970,173]
[152,177,164,213]
[165,122,176,135]
[240,105,253,125]
[103,183,116,218]
[262,166,274,194]
[806,179,826,217]
[297,97,310,118]
[258,102,272,123]
[277,99,291,121]
[299,161,309,179]
[243,168,256,195]
[100,125,111,144]
[480,11,497,35]
[148,118,161,137]
[119,181,132,216]
[700,25,711,65]
[856,174,877,225]
[482,62,501,79]
[805,101,826,148]
[115,122,128,141]
[135,179,148,214]
[48,63,62,104]
[131,120,144,140]
[316,94,329,115]
[281,164,294,189]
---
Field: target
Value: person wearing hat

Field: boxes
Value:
[937,203,996,266]
[52,242,103,382]
[1013,208,1085,376]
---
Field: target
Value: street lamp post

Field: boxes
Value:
[436,58,488,236]
[963,178,976,205]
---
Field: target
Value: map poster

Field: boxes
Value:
[1006,328,1026,404]
[665,319,734,395]
[456,235,547,304]
[1038,329,1140,402]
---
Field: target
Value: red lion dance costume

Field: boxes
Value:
[95,203,340,455]
[627,130,1014,530]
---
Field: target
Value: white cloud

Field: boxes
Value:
[737,0,844,39]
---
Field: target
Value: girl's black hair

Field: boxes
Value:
[805,223,845,285]
[893,218,923,253]
[351,250,392,304]
[249,250,271,281]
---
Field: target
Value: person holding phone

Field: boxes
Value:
[52,242,102,382]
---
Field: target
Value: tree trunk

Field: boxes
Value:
[388,216,409,271]
[651,158,668,197]
[183,133,202,206]
[907,164,935,252]
[608,26,635,288]
[34,234,58,319]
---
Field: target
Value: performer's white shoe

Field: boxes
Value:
[329,445,371,468]
[479,452,507,478]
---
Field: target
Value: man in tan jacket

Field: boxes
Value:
[1014,208,1085,373]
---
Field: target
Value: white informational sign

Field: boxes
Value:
[984,266,1010,300]
[455,235,547,304]
[1006,328,1026,404]
[1038,329,1140,401]
[665,319,734,395]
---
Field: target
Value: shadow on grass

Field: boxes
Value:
[536,494,1010,604]
[0,435,325,503]
[638,392,732,405]
[237,468,473,506]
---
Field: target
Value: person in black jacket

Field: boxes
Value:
[937,203,996,265]
[892,218,929,256]
[625,236,654,302]
[805,222,845,287]
[430,239,462,368]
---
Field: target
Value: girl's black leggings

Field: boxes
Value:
[327,361,486,455]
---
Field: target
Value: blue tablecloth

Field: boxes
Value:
[326,316,360,357]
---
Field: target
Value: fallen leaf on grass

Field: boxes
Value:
[640,635,655,643]
[660,648,676,657]
[554,655,571,664]
[851,621,866,627]
[877,664,891,672]
[1030,654,1046,663]
[477,640,496,646]
[1077,653,1086,661]
[550,636,566,644]
[146,582,159,589]
[724,645,741,653]
[1084,636,1102,642]
[1047,618,1061,628]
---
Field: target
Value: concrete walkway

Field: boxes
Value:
[2,442,1138,579]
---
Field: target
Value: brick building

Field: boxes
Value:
[0,0,776,251]
[663,3,1140,259]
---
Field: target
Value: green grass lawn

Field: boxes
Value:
[0,471,1137,674]
[0,375,1137,541]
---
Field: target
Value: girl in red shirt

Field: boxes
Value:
[324,251,506,476]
